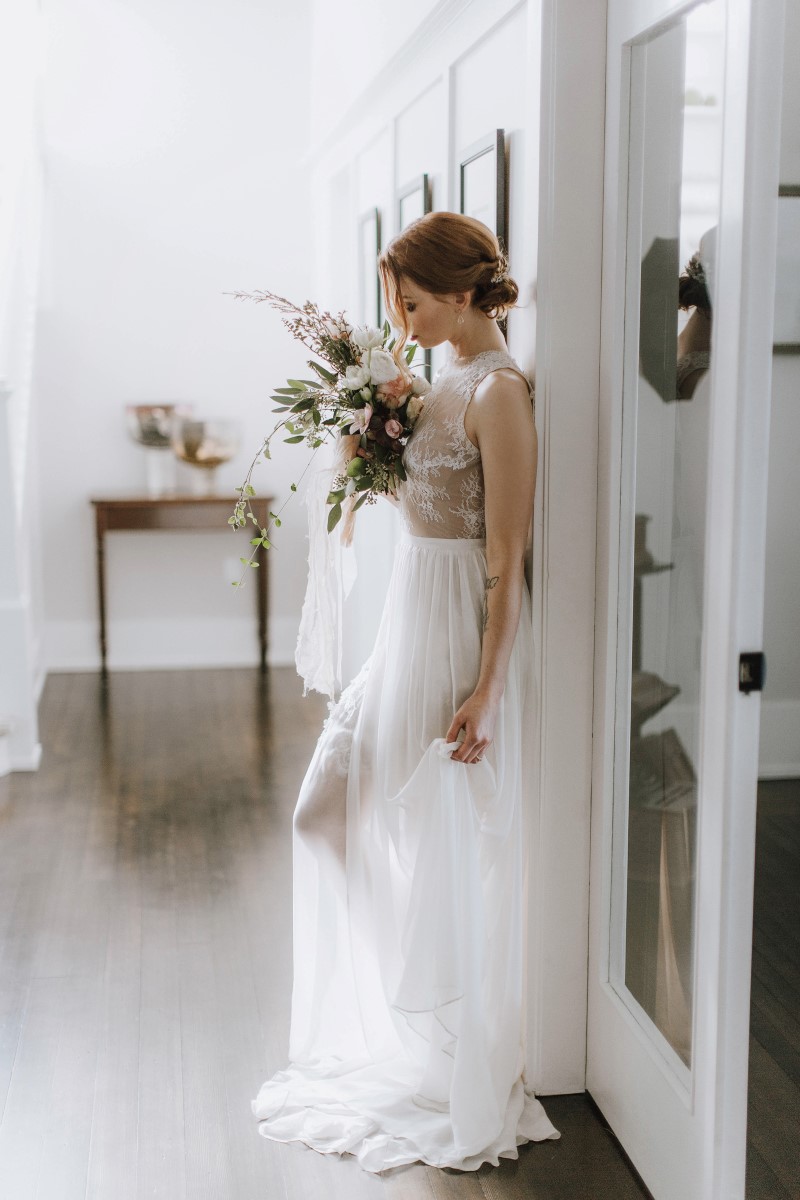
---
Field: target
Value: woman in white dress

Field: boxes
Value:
[252,211,562,1172]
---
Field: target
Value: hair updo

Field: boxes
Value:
[378,211,519,360]
[678,252,712,315]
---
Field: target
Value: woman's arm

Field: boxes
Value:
[446,369,537,762]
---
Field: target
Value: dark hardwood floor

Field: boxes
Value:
[0,667,795,1198]
[747,777,800,1199]
[0,668,649,1200]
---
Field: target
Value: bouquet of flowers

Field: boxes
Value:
[226,290,431,585]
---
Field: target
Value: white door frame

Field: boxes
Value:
[588,0,785,1195]
[528,0,607,1095]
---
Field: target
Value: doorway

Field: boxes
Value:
[585,0,786,1196]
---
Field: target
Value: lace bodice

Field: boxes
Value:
[676,350,710,398]
[399,349,533,539]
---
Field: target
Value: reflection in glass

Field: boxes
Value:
[612,1,724,1069]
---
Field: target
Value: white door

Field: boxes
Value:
[588,0,785,1197]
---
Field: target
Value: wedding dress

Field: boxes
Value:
[252,348,562,1172]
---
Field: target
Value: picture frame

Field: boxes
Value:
[773,188,800,354]
[397,172,431,231]
[458,129,508,249]
[358,207,382,330]
[459,130,509,337]
[396,173,433,381]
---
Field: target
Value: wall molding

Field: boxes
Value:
[302,0,524,173]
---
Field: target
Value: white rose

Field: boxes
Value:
[366,348,401,384]
[411,374,431,396]
[351,324,384,351]
[406,396,424,422]
[342,364,371,390]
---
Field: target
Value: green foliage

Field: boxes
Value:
[327,502,343,532]
[308,360,337,383]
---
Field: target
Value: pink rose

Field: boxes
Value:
[384,418,403,439]
[376,372,412,409]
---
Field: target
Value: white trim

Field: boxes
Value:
[302,0,517,169]
[302,0,524,176]
[531,0,607,1094]
[43,615,300,673]
[701,2,785,1192]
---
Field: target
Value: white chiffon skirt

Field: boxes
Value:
[252,533,561,1172]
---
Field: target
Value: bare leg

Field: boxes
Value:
[292,656,372,872]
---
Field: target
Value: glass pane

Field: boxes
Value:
[610,0,725,1070]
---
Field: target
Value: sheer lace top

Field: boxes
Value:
[676,349,710,399]
[399,349,534,539]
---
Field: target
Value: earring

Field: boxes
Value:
[456,313,465,326]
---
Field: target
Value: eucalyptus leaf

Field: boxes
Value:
[309,360,337,383]
[284,434,305,443]
[327,502,343,533]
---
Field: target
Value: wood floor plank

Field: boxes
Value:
[0,977,66,1199]
[747,1038,800,1195]
[84,851,142,1200]
[746,1141,793,1200]
[748,782,800,1197]
[35,975,101,1200]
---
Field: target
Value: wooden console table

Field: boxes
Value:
[90,493,274,674]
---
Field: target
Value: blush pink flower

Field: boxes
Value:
[349,404,373,435]
[376,372,412,409]
[384,418,403,439]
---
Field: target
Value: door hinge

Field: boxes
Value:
[738,651,766,694]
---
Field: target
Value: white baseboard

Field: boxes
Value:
[43,615,300,672]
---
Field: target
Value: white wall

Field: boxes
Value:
[36,0,314,672]
[761,0,800,776]
[309,0,440,143]
[0,0,44,772]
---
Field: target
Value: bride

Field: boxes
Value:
[251,210,562,1172]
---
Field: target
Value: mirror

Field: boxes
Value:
[610,0,725,1069]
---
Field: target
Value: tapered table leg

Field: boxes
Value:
[94,509,108,674]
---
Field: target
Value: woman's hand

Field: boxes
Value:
[445,688,500,763]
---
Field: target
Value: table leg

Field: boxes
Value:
[257,540,268,672]
[95,511,108,674]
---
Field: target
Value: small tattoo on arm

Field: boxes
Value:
[483,575,500,630]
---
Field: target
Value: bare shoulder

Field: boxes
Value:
[473,366,531,409]
[466,366,534,446]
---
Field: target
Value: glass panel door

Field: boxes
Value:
[610,0,725,1074]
